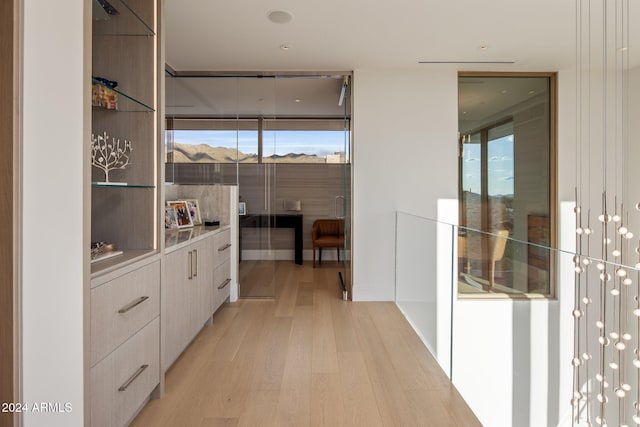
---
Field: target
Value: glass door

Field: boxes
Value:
[165,72,352,298]
[340,76,351,299]
[238,77,278,298]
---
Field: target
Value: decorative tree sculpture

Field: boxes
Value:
[91,131,133,183]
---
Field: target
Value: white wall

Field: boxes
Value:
[367,68,578,426]
[21,1,87,426]
[352,69,459,301]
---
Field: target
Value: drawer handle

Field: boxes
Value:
[118,296,150,314]
[118,364,149,392]
[218,243,232,252]
[218,278,231,290]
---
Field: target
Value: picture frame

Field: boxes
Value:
[238,202,247,216]
[164,206,179,229]
[166,200,194,228]
[185,198,202,225]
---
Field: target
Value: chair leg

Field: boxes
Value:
[337,247,340,263]
[319,248,322,264]
[313,247,316,268]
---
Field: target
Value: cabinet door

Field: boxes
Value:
[164,247,196,369]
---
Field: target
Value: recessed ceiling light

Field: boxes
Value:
[267,10,294,24]
[501,89,508,94]
[479,45,488,50]
[528,90,536,94]
[462,111,467,115]
[280,44,291,51]
[294,98,301,103]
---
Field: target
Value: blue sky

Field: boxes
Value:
[172,130,348,158]
[462,135,514,196]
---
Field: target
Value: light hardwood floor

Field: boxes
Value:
[131,262,481,427]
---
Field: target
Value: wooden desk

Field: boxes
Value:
[239,214,303,265]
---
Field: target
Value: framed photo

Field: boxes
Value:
[164,206,179,229]
[238,202,247,216]
[185,199,202,225]
[166,201,194,228]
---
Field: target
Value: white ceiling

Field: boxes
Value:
[165,0,581,72]
[163,0,640,118]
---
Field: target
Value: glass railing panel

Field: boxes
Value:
[395,212,454,376]
[395,209,640,427]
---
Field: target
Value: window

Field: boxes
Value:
[166,119,258,163]
[458,73,556,297]
[172,130,258,163]
[166,118,350,164]
[262,130,349,163]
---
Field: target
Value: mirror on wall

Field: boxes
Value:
[458,74,556,297]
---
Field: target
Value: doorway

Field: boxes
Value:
[165,72,352,299]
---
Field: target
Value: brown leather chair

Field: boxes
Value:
[311,219,344,268]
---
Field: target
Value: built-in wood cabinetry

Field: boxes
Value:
[90,259,161,427]
[91,0,160,274]
[213,229,232,311]
[89,0,161,425]
[164,227,232,370]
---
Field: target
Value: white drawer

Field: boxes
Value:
[213,229,231,267]
[91,317,160,427]
[91,261,160,366]
[214,258,231,311]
